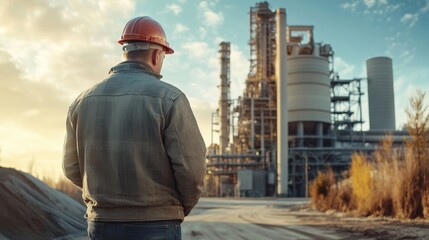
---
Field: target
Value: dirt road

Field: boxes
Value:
[70,197,429,239]
[182,198,351,240]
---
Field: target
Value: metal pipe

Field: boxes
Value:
[251,97,255,151]
[276,8,288,196]
[261,110,265,162]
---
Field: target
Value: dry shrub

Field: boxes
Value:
[310,91,429,219]
[423,191,429,218]
[394,90,429,219]
[310,168,354,212]
[310,167,336,211]
[395,148,424,218]
[371,136,397,217]
[335,178,355,212]
[350,152,374,215]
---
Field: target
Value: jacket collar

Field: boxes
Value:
[109,61,163,80]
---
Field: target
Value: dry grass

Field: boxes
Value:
[370,136,397,217]
[26,165,83,204]
[350,152,374,215]
[311,90,429,219]
[42,175,83,204]
[397,90,429,219]
[309,167,336,211]
[310,167,355,212]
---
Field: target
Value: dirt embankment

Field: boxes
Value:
[0,167,86,240]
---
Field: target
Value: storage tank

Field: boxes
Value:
[366,56,396,131]
[287,54,331,123]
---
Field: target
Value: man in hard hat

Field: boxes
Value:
[63,16,206,239]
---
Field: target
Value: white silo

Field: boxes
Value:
[366,56,396,131]
[287,54,331,123]
[286,27,331,149]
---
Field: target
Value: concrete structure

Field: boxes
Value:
[237,169,267,197]
[367,56,396,131]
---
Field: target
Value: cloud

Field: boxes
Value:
[166,4,182,15]
[174,23,189,34]
[198,0,224,27]
[0,49,69,175]
[400,49,415,63]
[199,27,208,39]
[342,0,425,27]
[0,0,134,43]
[400,13,419,27]
[188,67,218,99]
[0,0,136,175]
[334,57,356,78]
[182,41,210,59]
[0,0,134,95]
[0,1,71,42]
[165,40,219,106]
[363,0,376,8]
[180,41,218,98]
[363,0,387,8]
[392,65,429,129]
[204,10,224,26]
[230,44,248,99]
[341,0,400,18]
[341,1,359,11]
[421,0,429,13]
[188,97,216,146]
[0,50,69,134]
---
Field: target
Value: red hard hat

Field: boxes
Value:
[118,16,174,54]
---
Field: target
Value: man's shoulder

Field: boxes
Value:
[153,79,183,100]
[68,72,185,110]
[67,86,95,111]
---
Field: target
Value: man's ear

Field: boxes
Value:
[151,49,158,66]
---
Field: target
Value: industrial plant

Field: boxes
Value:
[206,2,407,197]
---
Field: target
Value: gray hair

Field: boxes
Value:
[122,42,164,52]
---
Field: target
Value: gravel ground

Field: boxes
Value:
[70,198,429,240]
[291,206,429,240]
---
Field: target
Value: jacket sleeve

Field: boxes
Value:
[163,93,207,216]
[62,106,83,188]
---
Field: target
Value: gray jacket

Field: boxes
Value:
[63,61,206,222]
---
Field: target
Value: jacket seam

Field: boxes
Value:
[82,92,179,101]
[170,93,185,162]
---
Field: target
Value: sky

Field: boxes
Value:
[0,0,428,177]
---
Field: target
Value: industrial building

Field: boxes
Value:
[206,2,407,198]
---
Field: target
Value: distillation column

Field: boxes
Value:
[219,42,231,154]
[276,8,288,196]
